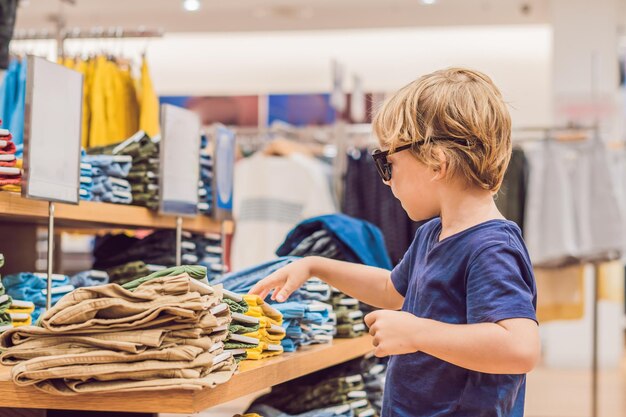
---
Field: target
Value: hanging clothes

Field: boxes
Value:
[62,55,146,149]
[10,57,26,151]
[495,147,529,233]
[138,56,160,138]
[0,57,25,154]
[0,0,17,70]
[232,152,337,270]
[524,139,624,267]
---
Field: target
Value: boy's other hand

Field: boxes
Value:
[248,258,314,303]
[365,310,422,357]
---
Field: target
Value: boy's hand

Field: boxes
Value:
[248,258,314,302]
[365,310,422,357]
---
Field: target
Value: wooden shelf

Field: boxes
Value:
[0,336,374,414]
[0,192,220,233]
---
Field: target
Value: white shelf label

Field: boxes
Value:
[159,103,201,216]
[24,56,82,204]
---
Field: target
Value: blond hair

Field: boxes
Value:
[373,67,512,192]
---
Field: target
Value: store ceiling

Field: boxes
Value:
[16,0,550,33]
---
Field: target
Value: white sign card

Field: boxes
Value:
[159,103,201,216]
[23,56,82,203]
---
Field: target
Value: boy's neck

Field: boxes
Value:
[438,186,504,241]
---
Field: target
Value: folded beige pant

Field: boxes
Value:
[1,320,231,365]
[12,346,221,386]
[34,357,237,395]
[38,274,223,333]
[1,275,236,394]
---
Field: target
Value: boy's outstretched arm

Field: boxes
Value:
[249,256,404,310]
[365,311,540,374]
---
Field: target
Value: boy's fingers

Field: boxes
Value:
[276,284,295,303]
[374,346,388,358]
[270,286,282,301]
[259,289,270,301]
[364,311,378,327]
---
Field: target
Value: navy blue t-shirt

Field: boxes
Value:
[383,218,537,417]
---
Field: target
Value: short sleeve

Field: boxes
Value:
[390,233,420,297]
[466,243,537,324]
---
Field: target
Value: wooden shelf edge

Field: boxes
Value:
[0,192,220,233]
[0,336,374,414]
[193,336,374,412]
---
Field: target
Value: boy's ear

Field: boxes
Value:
[431,148,448,181]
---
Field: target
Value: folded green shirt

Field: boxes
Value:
[225,298,249,314]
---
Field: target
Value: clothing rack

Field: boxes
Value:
[12,27,164,57]
[512,124,600,144]
[514,124,607,417]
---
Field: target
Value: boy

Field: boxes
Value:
[250,68,539,417]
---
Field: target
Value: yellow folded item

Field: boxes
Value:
[11,316,32,327]
[243,295,283,323]
[244,328,286,344]
[245,344,284,360]
[0,184,20,192]
[245,305,263,318]
[7,300,35,315]
[243,294,263,307]
[244,307,283,326]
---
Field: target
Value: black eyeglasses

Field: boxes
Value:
[371,137,471,181]
[371,143,413,182]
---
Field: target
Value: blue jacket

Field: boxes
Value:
[276,214,392,270]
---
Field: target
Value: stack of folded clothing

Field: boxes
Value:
[79,154,94,201]
[195,232,228,283]
[0,274,12,333]
[0,266,237,395]
[274,287,334,352]
[0,255,35,332]
[249,365,378,417]
[243,406,355,417]
[89,131,160,210]
[6,299,35,328]
[0,128,22,192]
[214,258,334,352]
[69,269,109,288]
[2,273,75,323]
[198,140,214,216]
[105,261,166,286]
[94,231,201,272]
[225,294,285,361]
[221,289,251,362]
[82,154,133,204]
[331,289,366,339]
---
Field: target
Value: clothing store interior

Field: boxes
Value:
[0,0,623,416]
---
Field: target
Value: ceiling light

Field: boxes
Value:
[420,0,437,4]
[183,0,201,12]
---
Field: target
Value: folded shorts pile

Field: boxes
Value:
[0,128,22,192]
[249,369,378,417]
[82,154,133,204]
[0,266,237,395]
[3,272,75,322]
[224,294,285,361]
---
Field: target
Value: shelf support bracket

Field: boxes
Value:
[175,216,183,266]
[45,202,55,310]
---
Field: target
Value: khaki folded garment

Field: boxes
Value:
[0,273,237,394]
